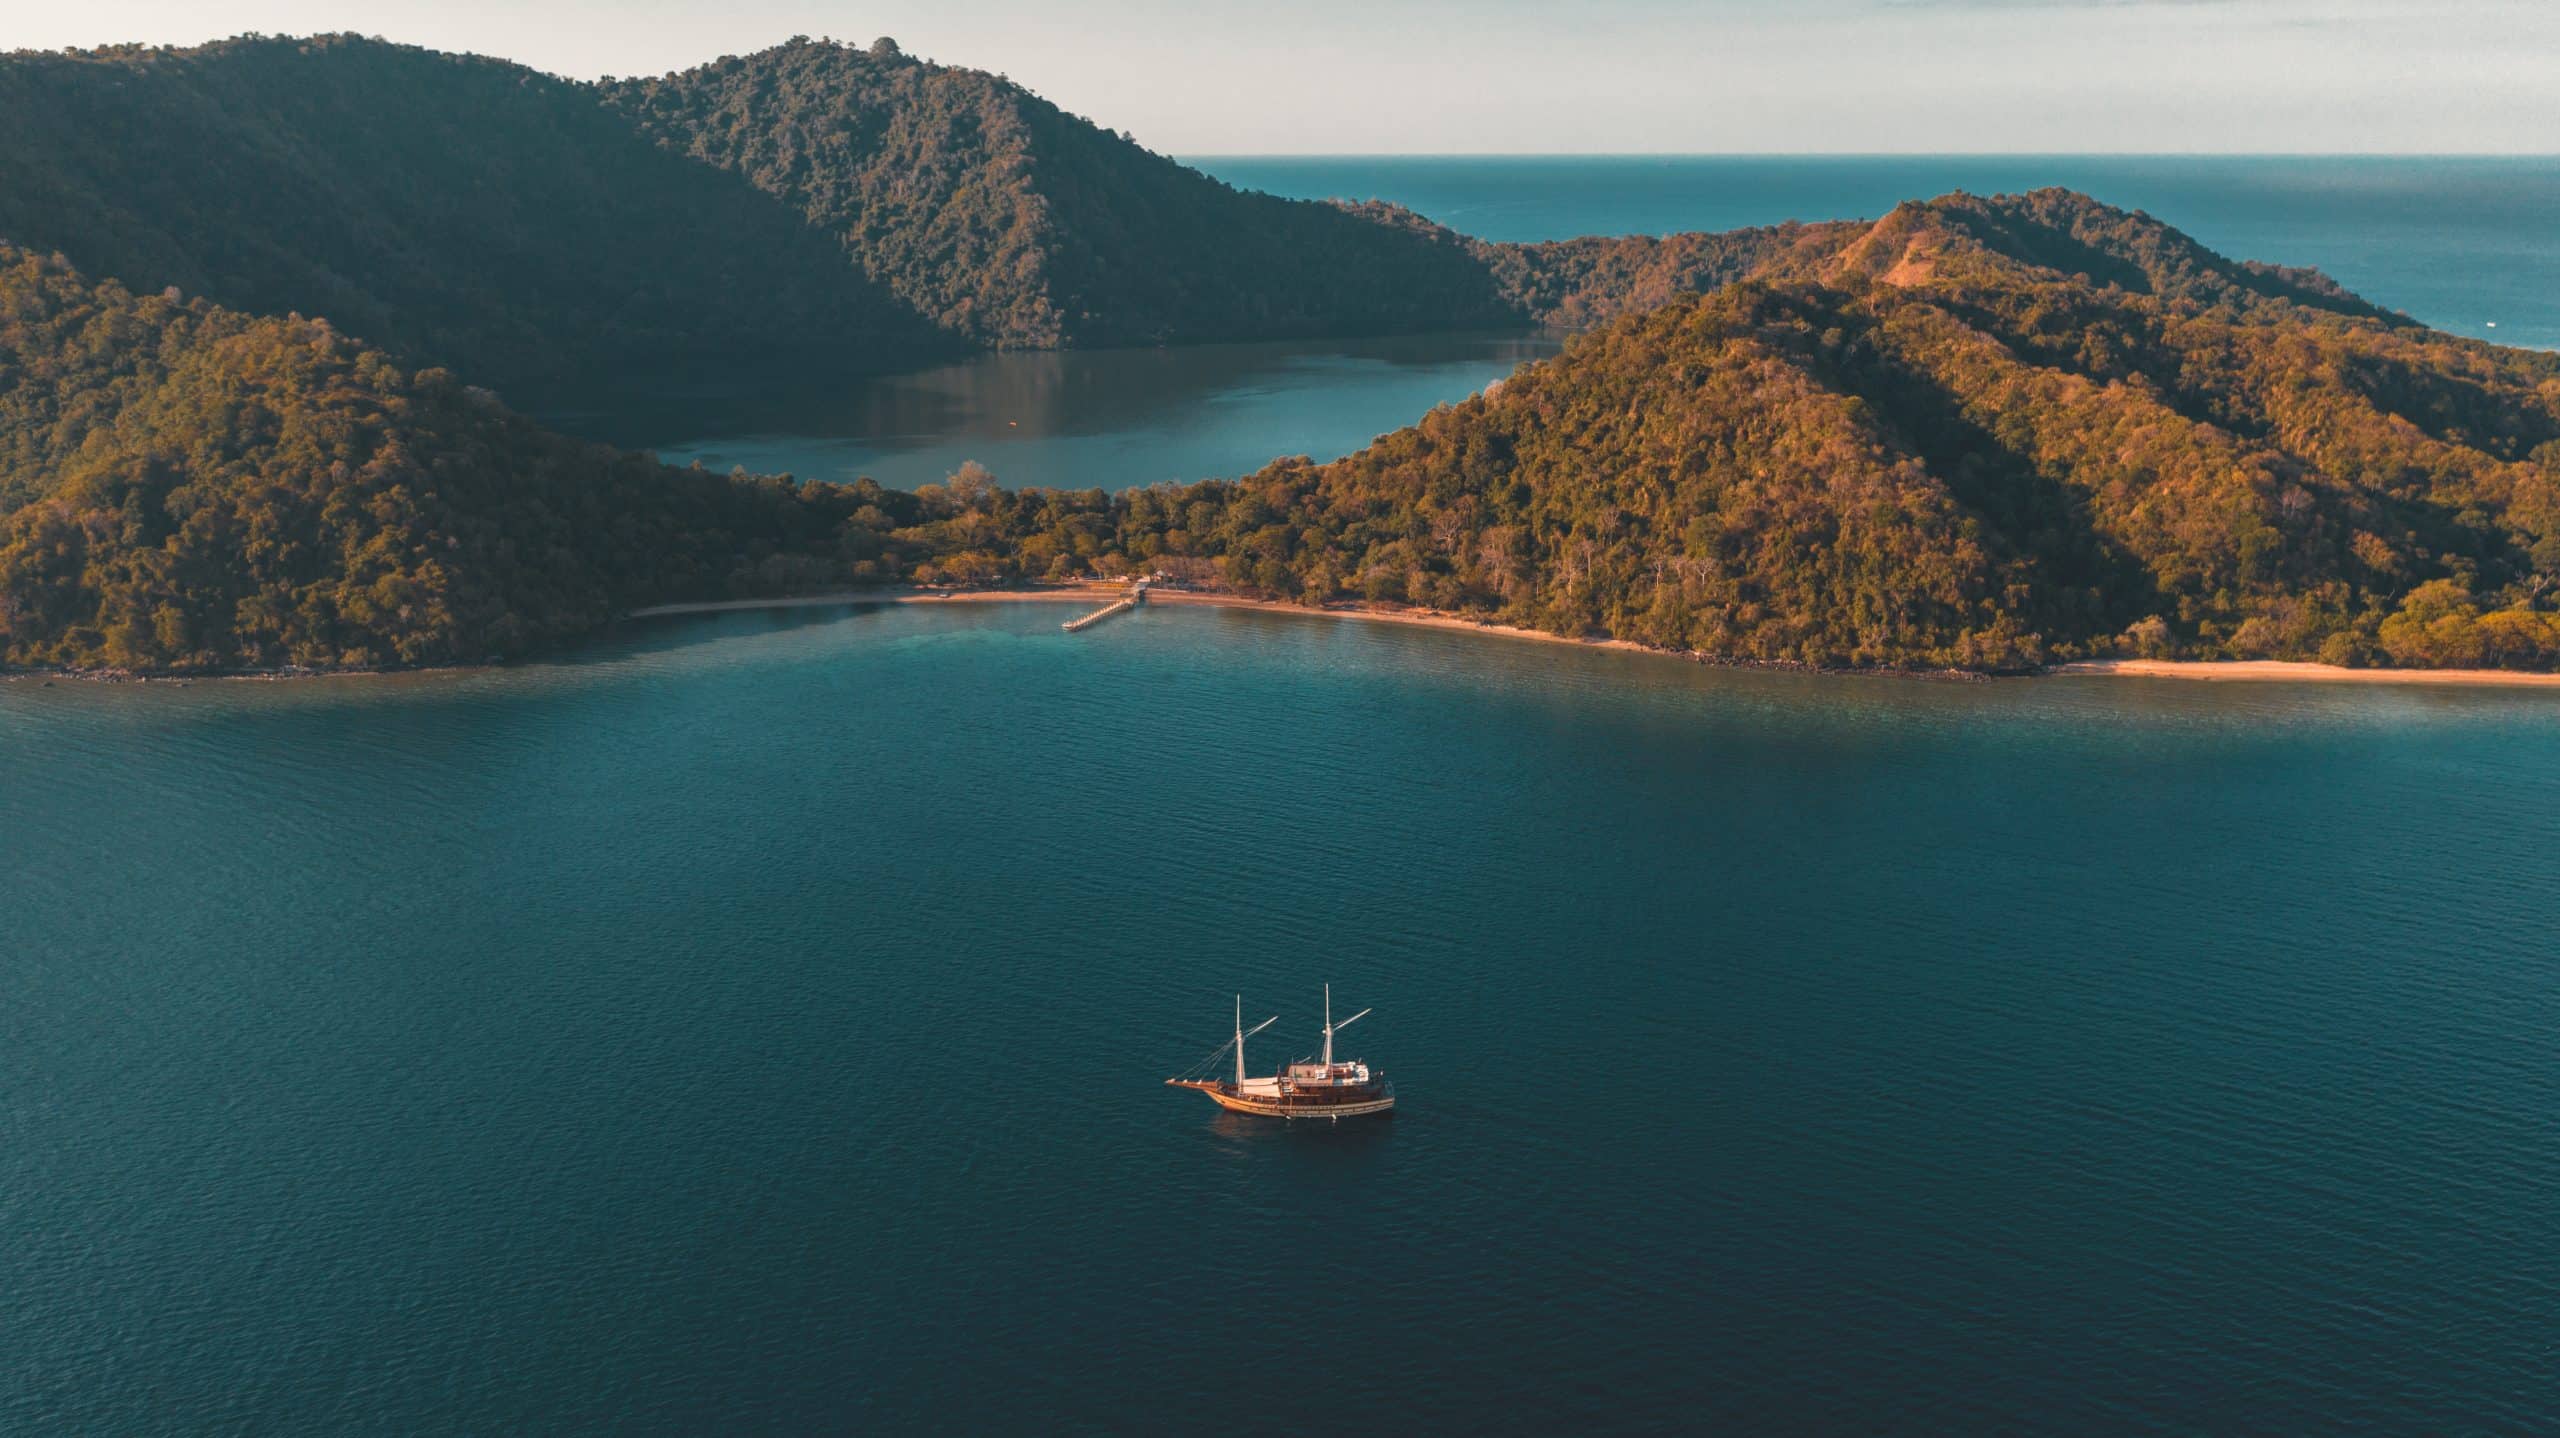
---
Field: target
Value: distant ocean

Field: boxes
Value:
[1196,155,2560,351]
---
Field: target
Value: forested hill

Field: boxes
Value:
[0,34,948,397]
[1795,188,2406,324]
[0,246,927,671]
[1457,185,2408,335]
[1052,190,2560,671]
[598,38,1515,348]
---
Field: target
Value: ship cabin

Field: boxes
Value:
[1276,1054,1383,1106]
[1282,1060,1374,1090]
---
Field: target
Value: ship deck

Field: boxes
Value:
[1167,1079,1396,1120]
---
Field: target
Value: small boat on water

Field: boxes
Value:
[1166,986,1395,1122]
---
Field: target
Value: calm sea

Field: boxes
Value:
[592,329,1562,493]
[8,605,2560,1433]
[625,156,2560,491]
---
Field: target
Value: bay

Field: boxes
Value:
[575,329,1559,493]
[7,603,2560,1433]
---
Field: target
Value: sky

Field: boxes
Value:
[7,0,2554,154]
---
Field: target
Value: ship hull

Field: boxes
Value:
[1169,1079,1395,1121]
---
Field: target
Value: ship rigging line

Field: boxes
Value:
[1172,1036,1237,1084]
[1170,1009,1277,1084]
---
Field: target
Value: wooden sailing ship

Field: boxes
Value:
[1166,986,1394,1121]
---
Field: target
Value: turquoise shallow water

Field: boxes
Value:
[8,604,2560,1432]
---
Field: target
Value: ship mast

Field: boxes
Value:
[1320,983,1370,1067]
[1230,998,1275,1084]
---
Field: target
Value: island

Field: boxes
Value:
[2,37,2555,680]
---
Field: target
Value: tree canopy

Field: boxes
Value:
[0,247,928,670]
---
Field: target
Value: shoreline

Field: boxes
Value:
[14,588,2560,689]
[628,585,1879,673]
[633,589,2560,689]
[2048,658,2560,688]
[634,585,1666,653]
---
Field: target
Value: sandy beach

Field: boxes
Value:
[626,585,1667,657]
[2050,659,2560,688]
[1143,590,1663,655]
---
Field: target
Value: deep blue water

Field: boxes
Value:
[9,604,2560,1433]
[1201,155,2560,352]
[635,157,2560,493]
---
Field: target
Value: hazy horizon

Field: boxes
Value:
[9,1,2556,156]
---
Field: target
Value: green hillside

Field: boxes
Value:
[971,192,2560,671]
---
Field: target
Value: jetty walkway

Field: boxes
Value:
[1063,578,1151,632]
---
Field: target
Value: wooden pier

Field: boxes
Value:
[1063,579,1150,633]
[1062,597,1135,632]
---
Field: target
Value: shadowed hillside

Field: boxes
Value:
[3,33,2409,384]
[600,37,1516,348]
[0,34,948,398]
